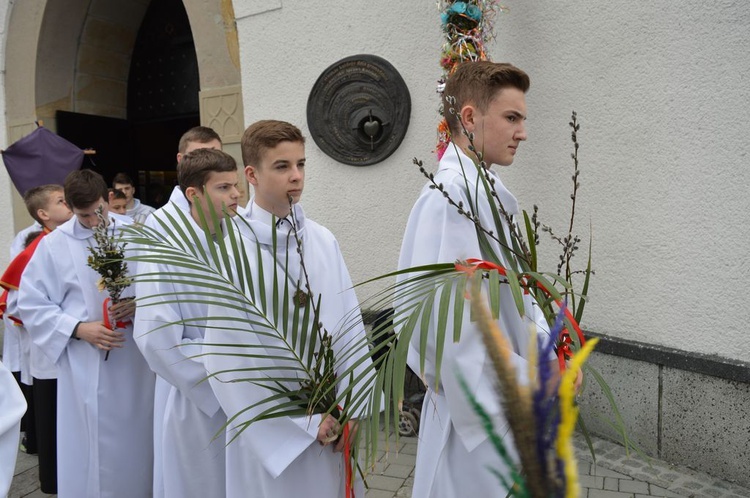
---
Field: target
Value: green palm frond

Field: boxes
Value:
[122,200,395,471]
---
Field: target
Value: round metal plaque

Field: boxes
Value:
[307,54,411,166]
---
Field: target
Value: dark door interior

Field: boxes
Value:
[55,0,200,209]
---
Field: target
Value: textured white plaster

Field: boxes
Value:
[232,0,281,20]
[492,0,750,361]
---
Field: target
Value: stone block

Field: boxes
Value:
[578,351,660,455]
[75,74,127,106]
[660,368,750,488]
[89,0,148,30]
[77,43,130,80]
[619,479,649,494]
[367,474,405,492]
[81,17,136,54]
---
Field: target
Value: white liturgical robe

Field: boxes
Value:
[205,202,373,498]
[141,185,188,498]
[0,359,26,497]
[397,143,552,498]
[135,193,226,498]
[19,214,155,498]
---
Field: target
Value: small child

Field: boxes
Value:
[0,184,72,493]
[112,172,155,223]
[108,188,128,215]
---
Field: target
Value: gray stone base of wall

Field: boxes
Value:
[578,340,750,489]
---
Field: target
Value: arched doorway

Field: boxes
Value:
[4,0,244,230]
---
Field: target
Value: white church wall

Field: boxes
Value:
[493,1,750,362]
[233,0,442,309]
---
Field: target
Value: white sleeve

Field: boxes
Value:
[18,238,80,364]
[134,260,220,417]
[0,359,26,497]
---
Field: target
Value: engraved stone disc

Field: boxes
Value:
[307,54,411,166]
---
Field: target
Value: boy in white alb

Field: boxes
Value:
[141,125,224,498]
[205,120,374,498]
[397,61,554,497]
[135,148,240,498]
[19,170,154,498]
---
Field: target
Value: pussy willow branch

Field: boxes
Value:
[413,157,528,263]
[286,197,326,342]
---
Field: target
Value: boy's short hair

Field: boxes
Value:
[178,148,237,196]
[64,170,110,209]
[178,126,222,154]
[443,61,530,135]
[23,184,64,223]
[109,188,127,200]
[241,120,305,167]
[112,172,134,187]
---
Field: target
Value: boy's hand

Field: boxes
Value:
[109,299,135,322]
[333,420,359,453]
[574,366,584,394]
[317,414,340,446]
[76,321,125,351]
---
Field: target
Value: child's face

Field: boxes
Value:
[41,191,73,227]
[72,198,108,229]
[190,171,241,219]
[467,87,528,167]
[245,141,305,218]
[113,182,134,203]
[109,198,127,215]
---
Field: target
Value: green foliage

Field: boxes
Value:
[122,200,393,472]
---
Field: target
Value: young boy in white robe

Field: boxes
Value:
[113,172,155,225]
[143,125,223,498]
[134,148,240,498]
[204,120,374,498]
[19,170,155,498]
[1,184,73,493]
[397,61,554,497]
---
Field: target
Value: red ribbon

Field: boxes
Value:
[102,297,130,330]
[335,405,355,498]
[454,258,586,371]
[102,297,131,361]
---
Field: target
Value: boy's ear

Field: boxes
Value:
[245,165,259,187]
[184,186,199,203]
[459,104,478,132]
[37,208,51,222]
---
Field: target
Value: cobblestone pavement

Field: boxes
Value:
[10,432,750,497]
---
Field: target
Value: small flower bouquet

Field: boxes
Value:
[87,205,132,359]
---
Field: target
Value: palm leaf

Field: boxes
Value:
[123,200,399,473]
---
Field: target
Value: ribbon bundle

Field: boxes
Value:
[455,258,586,371]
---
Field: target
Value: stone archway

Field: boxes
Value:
[4,0,244,230]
